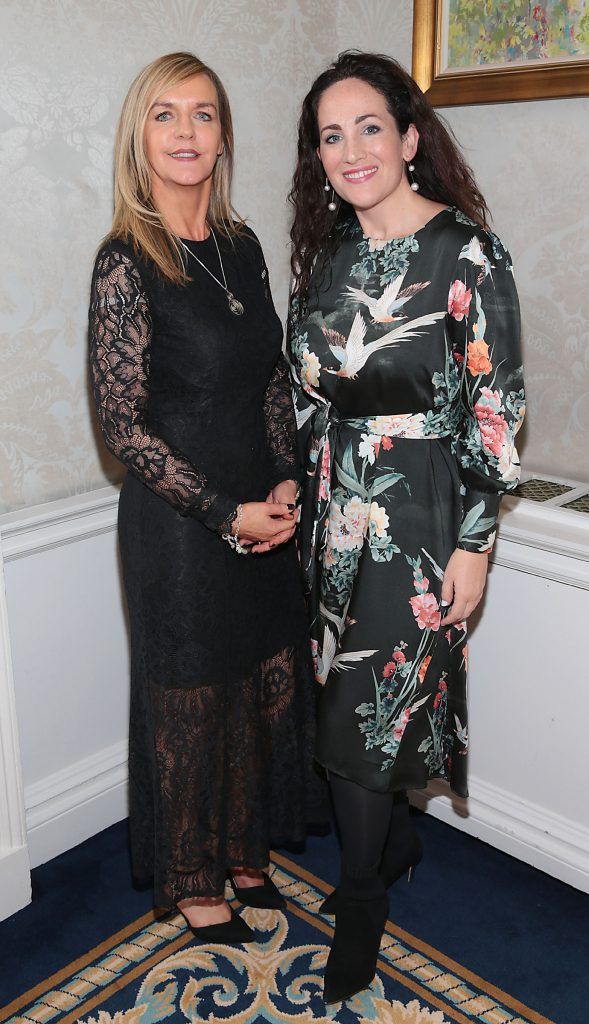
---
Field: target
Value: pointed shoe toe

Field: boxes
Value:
[323,892,388,1004]
[319,889,338,915]
[188,905,256,944]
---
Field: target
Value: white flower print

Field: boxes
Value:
[358,432,380,464]
[328,495,369,552]
[367,413,429,439]
[369,501,390,538]
[301,349,320,388]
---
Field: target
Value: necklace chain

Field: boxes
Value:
[179,229,244,316]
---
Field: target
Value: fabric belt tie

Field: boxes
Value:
[299,404,456,596]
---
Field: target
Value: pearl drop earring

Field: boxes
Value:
[407,161,419,191]
[324,176,337,211]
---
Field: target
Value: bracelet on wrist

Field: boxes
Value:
[222,503,249,555]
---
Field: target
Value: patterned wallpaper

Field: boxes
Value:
[0,0,586,514]
[440,98,589,483]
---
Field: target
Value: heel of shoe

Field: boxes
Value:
[227,870,285,910]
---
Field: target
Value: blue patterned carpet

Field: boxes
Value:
[1,815,587,1024]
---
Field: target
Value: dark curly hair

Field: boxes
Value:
[289,50,489,303]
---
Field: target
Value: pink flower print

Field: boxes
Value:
[318,439,331,501]
[393,650,406,664]
[410,592,441,632]
[445,629,452,642]
[381,436,393,451]
[439,678,448,692]
[393,706,411,742]
[448,280,472,321]
[414,574,430,595]
[383,661,396,678]
[474,387,508,458]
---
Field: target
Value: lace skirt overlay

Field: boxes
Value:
[120,475,318,907]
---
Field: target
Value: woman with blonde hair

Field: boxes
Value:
[89,52,318,942]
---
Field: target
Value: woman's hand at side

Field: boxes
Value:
[237,501,298,552]
[440,549,489,625]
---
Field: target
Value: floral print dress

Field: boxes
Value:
[289,208,525,796]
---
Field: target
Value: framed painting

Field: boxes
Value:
[412,0,589,105]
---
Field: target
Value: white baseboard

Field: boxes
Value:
[0,846,31,920]
[412,776,589,893]
[24,740,129,868]
[22,728,589,894]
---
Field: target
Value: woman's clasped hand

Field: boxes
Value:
[236,500,299,551]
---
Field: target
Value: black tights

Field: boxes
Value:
[329,773,396,879]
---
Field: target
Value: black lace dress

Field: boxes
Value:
[89,227,319,908]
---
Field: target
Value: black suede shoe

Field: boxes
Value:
[227,871,286,910]
[186,905,256,944]
[323,876,388,1004]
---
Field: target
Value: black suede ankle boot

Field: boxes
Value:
[323,864,389,1004]
[320,793,422,915]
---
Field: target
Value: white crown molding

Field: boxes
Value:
[499,496,589,559]
[493,498,589,589]
[0,485,587,582]
[412,775,589,894]
[0,485,120,562]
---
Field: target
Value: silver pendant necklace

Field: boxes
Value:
[179,228,244,316]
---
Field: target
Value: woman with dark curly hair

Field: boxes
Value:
[289,51,525,1003]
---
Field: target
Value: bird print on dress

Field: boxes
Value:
[321,306,447,379]
[313,622,377,685]
[459,236,491,284]
[346,271,430,323]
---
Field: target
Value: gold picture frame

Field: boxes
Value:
[412,0,589,105]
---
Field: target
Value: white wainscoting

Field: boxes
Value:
[414,497,589,893]
[0,486,129,874]
[0,486,587,908]
[0,534,31,920]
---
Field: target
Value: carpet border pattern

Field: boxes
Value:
[0,851,554,1024]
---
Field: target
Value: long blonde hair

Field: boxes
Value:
[108,51,242,284]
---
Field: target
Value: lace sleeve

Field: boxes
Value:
[263,352,300,489]
[89,245,238,535]
[256,247,300,488]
